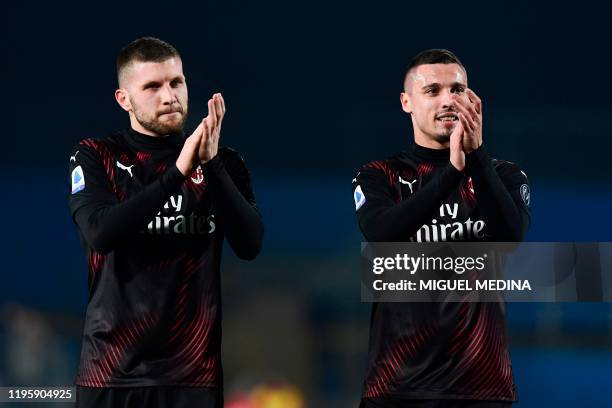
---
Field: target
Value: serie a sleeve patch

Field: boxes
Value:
[71,165,86,194]
[354,185,366,210]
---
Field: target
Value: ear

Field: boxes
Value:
[400,92,412,114]
[115,88,132,112]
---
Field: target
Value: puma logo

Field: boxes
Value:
[70,151,79,163]
[116,161,135,178]
[398,175,417,194]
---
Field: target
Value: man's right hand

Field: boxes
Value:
[176,120,205,176]
[450,119,465,171]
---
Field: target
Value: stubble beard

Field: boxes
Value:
[431,120,457,144]
[418,124,453,145]
[432,131,451,144]
[132,100,188,136]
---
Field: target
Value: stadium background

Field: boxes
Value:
[2,1,611,407]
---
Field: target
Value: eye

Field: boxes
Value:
[452,86,466,94]
[170,79,183,88]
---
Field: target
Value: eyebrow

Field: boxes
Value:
[141,76,184,89]
[142,80,162,89]
[421,82,466,90]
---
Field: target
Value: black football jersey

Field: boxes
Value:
[353,144,530,401]
[68,128,258,388]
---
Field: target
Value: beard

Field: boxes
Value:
[431,119,458,144]
[432,131,451,144]
[131,99,188,135]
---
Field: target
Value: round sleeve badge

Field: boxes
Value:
[520,184,530,206]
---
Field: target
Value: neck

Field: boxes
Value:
[413,130,450,150]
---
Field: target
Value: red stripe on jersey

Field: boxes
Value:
[136,152,152,162]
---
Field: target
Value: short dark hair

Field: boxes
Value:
[403,49,465,89]
[117,37,181,85]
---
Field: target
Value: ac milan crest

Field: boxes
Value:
[191,165,204,184]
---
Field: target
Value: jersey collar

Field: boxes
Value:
[125,128,185,151]
[410,143,451,164]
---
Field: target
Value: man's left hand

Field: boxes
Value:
[453,88,482,153]
[199,93,226,162]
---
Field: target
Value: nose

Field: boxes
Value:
[441,89,455,110]
[160,83,177,105]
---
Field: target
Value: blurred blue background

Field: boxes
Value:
[2,1,611,407]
